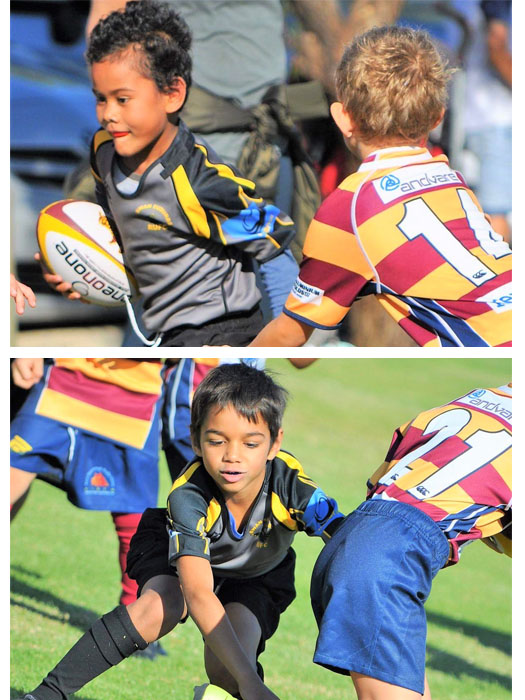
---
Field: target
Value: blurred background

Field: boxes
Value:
[10,0,511,347]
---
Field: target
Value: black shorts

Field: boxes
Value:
[127,508,296,653]
[159,305,264,347]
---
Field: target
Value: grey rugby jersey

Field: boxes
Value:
[90,121,295,333]
[166,451,344,579]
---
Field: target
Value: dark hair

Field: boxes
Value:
[86,0,192,95]
[190,364,288,447]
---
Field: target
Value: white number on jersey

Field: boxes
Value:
[397,193,504,285]
[378,407,511,500]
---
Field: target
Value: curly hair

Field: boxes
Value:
[336,25,454,143]
[86,0,192,94]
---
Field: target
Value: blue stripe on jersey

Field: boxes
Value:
[380,285,489,347]
[437,503,500,537]
[228,509,244,539]
[221,203,283,243]
[303,488,344,536]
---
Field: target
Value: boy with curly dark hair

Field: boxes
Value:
[44,0,295,346]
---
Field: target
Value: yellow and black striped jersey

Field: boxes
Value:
[90,120,295,333]
[167,450,344,578]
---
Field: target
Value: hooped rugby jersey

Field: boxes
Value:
[284,147,512,347]
[90,120,295,333]
[167,450,344,578]
[11,359,164,452]
[367,385,512,564]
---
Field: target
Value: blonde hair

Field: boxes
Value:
[335,25,453,143]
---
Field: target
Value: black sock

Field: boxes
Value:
[28,605,148,699]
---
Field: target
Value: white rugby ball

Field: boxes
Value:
[37,199,138,306]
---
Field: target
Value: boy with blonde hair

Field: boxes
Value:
[251,25,512,348]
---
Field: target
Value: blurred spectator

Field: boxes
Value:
[461,0,512,243]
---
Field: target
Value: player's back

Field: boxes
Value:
[312,146,512,346]
[367,384,512,561]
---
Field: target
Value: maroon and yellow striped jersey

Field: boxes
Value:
[31,358,164,450]
[284,147,512,347]
[367,385,512,564]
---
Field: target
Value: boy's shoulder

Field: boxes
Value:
[313,147,464,229]
[91,128,113,153]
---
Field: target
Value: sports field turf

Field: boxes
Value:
[10,358,511,699]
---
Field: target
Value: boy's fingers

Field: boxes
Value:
[15,290,26,315]
[21,283,37,307]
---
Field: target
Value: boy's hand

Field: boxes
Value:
[10,273,36,315]
[35,252,83,301]
[12,358,44,389]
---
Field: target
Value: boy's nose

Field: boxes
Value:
[101,103,119,125]
[223,445,240,462]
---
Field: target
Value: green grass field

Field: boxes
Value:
[10,358,511,699]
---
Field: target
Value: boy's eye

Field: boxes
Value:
[245,442,260,449]
[117,96,129,104]
[208,439,224,446]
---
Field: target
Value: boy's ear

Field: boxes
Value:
[431,107,446,131]
[191,433,202,457]
[165,77,187,114]
[268,428,284,461]
[330,102,355,138]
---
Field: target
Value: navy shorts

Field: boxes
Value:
[310,499,450,694]
[127,508,296,654]
[10,414,158,512]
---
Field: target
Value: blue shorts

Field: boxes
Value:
[10,414,159,512]
[310,499,450,694]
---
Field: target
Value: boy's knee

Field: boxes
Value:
[130,578,184,640]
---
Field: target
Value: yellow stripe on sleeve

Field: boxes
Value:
[205,499,222,530]
[169,460,202,495]
[271,493,298,530]
[194,143,256,191]
[171,166,211,238]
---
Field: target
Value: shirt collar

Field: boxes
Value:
[358,145,443,172]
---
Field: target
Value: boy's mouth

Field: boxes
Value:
[220,470,245,483]
[111,131,130,138]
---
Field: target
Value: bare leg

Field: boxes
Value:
[204,602,261,696]
[10,466,36,520]
[128,574,187,642]
[351,672,424,700]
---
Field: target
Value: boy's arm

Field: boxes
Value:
[275,453,345,541]
[176,556,279,700]
[188,145,295,263]
[249,311,313,346]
